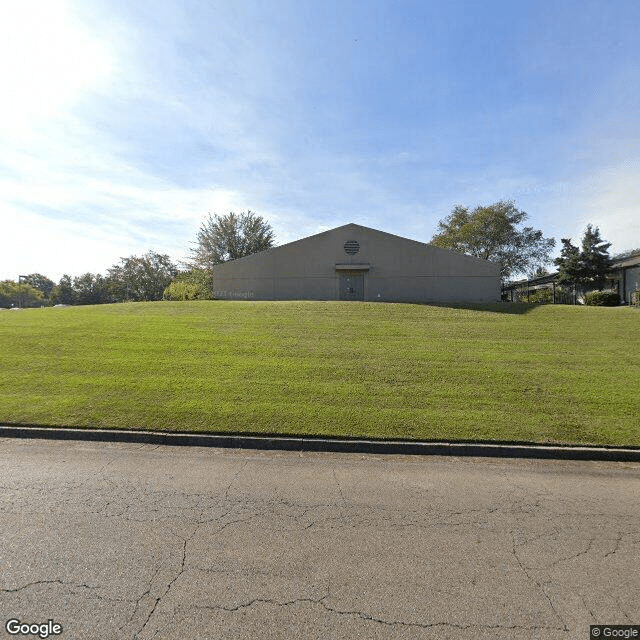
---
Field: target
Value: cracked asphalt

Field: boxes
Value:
[0,438,638,640]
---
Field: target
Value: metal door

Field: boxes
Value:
[339,272,364,301]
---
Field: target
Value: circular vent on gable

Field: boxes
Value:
[344,240,360,255]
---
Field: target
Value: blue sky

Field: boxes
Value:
[1,0,639,281]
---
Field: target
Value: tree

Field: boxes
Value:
[72,273,112,305]
[430,200,555,281]
[0,280,43,308]
[554,239,581,288]
[23,273,55,300]
[530,266,550,278]
[50,275,76,305]
[555,224,613,291]
[107,251,178,302]
[188,211,275,269]
[580,224,613,289]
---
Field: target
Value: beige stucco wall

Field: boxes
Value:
[211,223,501,303]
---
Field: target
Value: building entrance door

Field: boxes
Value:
[339,272,364,301]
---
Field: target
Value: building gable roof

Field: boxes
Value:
[211,222,499,271]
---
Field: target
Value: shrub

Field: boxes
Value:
[583,291,620,306]
[528,288,553,304]
[163,281,202,301]
[514,288,553,303]
[164,269,214,301]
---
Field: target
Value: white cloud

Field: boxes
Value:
[1,180,243,282]
[2,205,127,281]
[0,124,247,280]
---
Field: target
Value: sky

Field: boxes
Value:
[1,0,639,282]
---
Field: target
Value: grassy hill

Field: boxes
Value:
[1,301,638,446]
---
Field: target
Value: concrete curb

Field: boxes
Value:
[1,425,640,462]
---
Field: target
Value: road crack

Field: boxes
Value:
[510,532,569,632]
[193,591,565,632]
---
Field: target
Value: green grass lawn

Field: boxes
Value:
[1,301,638,446]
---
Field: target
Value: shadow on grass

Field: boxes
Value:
[417,302,542,315]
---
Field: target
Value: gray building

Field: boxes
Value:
[211,223,501,303]
[502,250,640,304]
[608,252,640,303]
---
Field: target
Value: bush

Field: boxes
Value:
[528,288,553,304]
[163,269,214,301]
[583,291,620,306]
[514,288,553,303]
[163,281,202,301]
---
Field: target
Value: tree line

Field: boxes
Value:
[1,253,179,308]
[0,211,273,308]
[1,204,628,308]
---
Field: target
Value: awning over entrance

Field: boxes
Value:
[335,264,370,270]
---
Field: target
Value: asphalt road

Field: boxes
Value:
[0,438,638,640]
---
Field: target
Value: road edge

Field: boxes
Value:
[1,425,639,461]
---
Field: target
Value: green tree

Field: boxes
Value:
[108,251,178,302]
[73,273,112,305]
[555,239,581,288]
[555,224,613,291]
[0,280,44,308]
[430,200,555,281]
[188,211,275,268]
[50,275,76,305]
[580,224,613,289]
[530,266,550,278]
[23,273,55,300]
[0,281,15,307]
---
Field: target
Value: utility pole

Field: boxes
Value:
[18,275,28,309]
